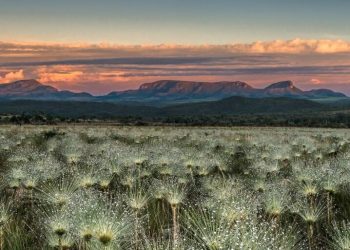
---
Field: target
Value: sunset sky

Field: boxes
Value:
[1,0,350,95]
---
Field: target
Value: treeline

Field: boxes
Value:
[1,112,350,128]
[0,114,72,125]
[157,113,350,128]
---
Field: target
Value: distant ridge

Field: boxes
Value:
[0,79,57,97]
[0,80,92,100]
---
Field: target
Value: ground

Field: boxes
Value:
[0,125,350,249]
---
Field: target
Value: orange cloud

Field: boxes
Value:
[35,66,83,83]
[30,65,137,92]
[0,69,24,83]
[1,39,350,63]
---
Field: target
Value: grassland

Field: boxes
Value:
[0,125,350,249]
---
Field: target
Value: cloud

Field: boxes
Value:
[241,39,350,54]
[310,78,322,85]
[29,65,136,92]
[0,69,24,83]
[35,66,83,83]
[1,39,350,65]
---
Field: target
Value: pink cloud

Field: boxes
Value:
[310,78,322,85]
[0,69,24,83]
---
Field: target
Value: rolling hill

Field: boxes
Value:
[161,96,325,116]
[0,96,328,118]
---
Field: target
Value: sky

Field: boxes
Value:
[1,0,350,95]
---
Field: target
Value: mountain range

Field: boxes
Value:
[0,79,346,105]
[104,80,346,102]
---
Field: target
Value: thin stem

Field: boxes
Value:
[59,237,63,250]
[135,210,139,250]
[30,189,34,221]
[326,193,333,224]
[171,205,178,247]
[308,223,314,250]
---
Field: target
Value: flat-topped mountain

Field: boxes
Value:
[139,80,253,93]
[265,80,295,89]
[263,80,304,97]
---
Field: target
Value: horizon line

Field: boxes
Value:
[2,38,350,54]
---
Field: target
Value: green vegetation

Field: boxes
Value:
[1,98,350,128]
[1,125,350,249]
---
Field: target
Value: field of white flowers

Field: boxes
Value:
[0,125,350,249]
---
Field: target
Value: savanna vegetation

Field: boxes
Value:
[1,125,350,249]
